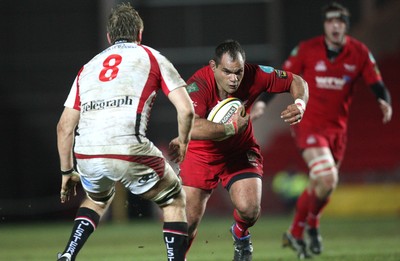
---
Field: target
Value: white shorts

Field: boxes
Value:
[76,139,177,195]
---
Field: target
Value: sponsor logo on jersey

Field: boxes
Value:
[315,60,327,72]
[315,76,346,90]
[81,96,134,112]
[343,63,356,72]
[306,135,317,145]
[259,65,274,73]
[186,82,199,93]
[274,69,288,78]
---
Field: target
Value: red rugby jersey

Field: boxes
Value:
[185,64,293,161]
[283,35,382,132]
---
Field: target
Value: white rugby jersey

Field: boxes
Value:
[64,42,186,155]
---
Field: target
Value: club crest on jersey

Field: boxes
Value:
[186,82,199,93]
[315,61,327,72]
[274,69,288,79]
[259,65,274,74]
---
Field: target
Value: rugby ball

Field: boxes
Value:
[207,97,243,123]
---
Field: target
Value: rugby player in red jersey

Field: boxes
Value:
[255,2,392,259]
[169,39,308,261]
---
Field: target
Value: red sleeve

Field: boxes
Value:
[255,65,294,93]
[360,46,383,85]
[186,68,216,118]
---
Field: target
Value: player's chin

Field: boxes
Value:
[227,86,238,93]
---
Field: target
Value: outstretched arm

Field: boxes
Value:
[56,107,80,203]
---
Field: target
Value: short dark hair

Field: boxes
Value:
[214,40,246,66]
[107,3,144,44]
[321,2,350,28]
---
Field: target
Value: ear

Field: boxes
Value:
[209,60,216,71]
[107,33,112,45]
[137,29,143,44]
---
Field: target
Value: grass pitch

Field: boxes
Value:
[0,215,398,260]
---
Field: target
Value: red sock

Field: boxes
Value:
[232,209,256,238]
[307,192,329,228]
[290,189,310,239]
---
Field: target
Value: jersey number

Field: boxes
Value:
[99,54,122,82]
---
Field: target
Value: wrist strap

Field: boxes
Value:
[61,168,75,175]
[295,98,306,113]
[224,122,238,136]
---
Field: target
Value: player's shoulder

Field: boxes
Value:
[345,36,370,53]
[188,66,213,83]
[186,66,214,94]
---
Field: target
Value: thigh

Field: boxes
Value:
[229,177,262,213]
[77,158,116,194]
[184,186,212,218]
[183,185,212,235]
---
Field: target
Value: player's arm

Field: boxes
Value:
[190,106,249,140]
[370,82,392,123]
[280,74,309,125]
[56,107,80,203]
[167,86,195,163]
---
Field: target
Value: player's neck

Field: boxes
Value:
[324,36,346,52]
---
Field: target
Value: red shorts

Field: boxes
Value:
[291,125,347,162]
[180,148,263,191]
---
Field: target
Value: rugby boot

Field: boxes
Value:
[282,231,312,259]
[57,253,71,261]
[307,228,323,255]
[230,226,253,261]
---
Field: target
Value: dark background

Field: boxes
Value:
[1,0,399,222]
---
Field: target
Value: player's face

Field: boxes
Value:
[211,53,245,97]
[324,18,347,48]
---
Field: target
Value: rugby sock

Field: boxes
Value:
[62,207,100,261]
[163,222,188,261]
[185,230,197,259]
[289,189,310,239]
[307,192,330,229]
[232,209,256,238]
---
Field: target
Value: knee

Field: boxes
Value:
[86,188,115,209]
[314,172,338,198]
[236,203,261,223]
[308,155,338,196]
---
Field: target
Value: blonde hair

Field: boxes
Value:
[107,3,144,43]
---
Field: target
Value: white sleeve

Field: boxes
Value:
[64,76,79,109]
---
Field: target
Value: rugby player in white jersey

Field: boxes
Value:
[56,3,194,261]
